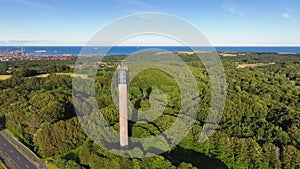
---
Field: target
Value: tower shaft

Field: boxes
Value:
[119,84,128,147]
[117,65,129,147]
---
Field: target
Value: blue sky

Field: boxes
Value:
[0,0,299,46]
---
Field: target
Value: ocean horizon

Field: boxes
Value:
[1,46,300,56]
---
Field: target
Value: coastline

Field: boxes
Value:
[0,46,300,57]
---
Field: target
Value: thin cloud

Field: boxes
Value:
[222,1,245,16]
[0,0,53,9]
[117,0,153,9]
[0,39,85,46]
[0,39,51,44]
[0,39,11,44]
[281,12,290,18]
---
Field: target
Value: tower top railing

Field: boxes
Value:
[117,65,129,84]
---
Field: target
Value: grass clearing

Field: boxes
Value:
[236,62,275,68]
[31,73,88,79]
[0,75,11,80]
[55,73,88,79]
[33,74,50,78]
[1,73,88,80]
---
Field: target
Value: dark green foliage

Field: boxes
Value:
[55,158,83,169]
[33,117,86,157]
[12,68,39,77]
[0,53,299,168]
[0,59,75,75]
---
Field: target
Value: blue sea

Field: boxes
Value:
[0,46,300,56]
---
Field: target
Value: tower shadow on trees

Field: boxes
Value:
[163,146,228,169]
[0,116,6,130]
[128,99,140,147]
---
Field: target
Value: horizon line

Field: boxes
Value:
[1,45,300,47]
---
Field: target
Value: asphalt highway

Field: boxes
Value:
[0,133,38,169]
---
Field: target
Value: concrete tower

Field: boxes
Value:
[117,65,129,147]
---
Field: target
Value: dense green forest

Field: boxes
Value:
[0,52,299,169]
[0,59,76,75]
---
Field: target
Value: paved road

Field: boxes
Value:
[1,131,48,169]
[0,133,38,169]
